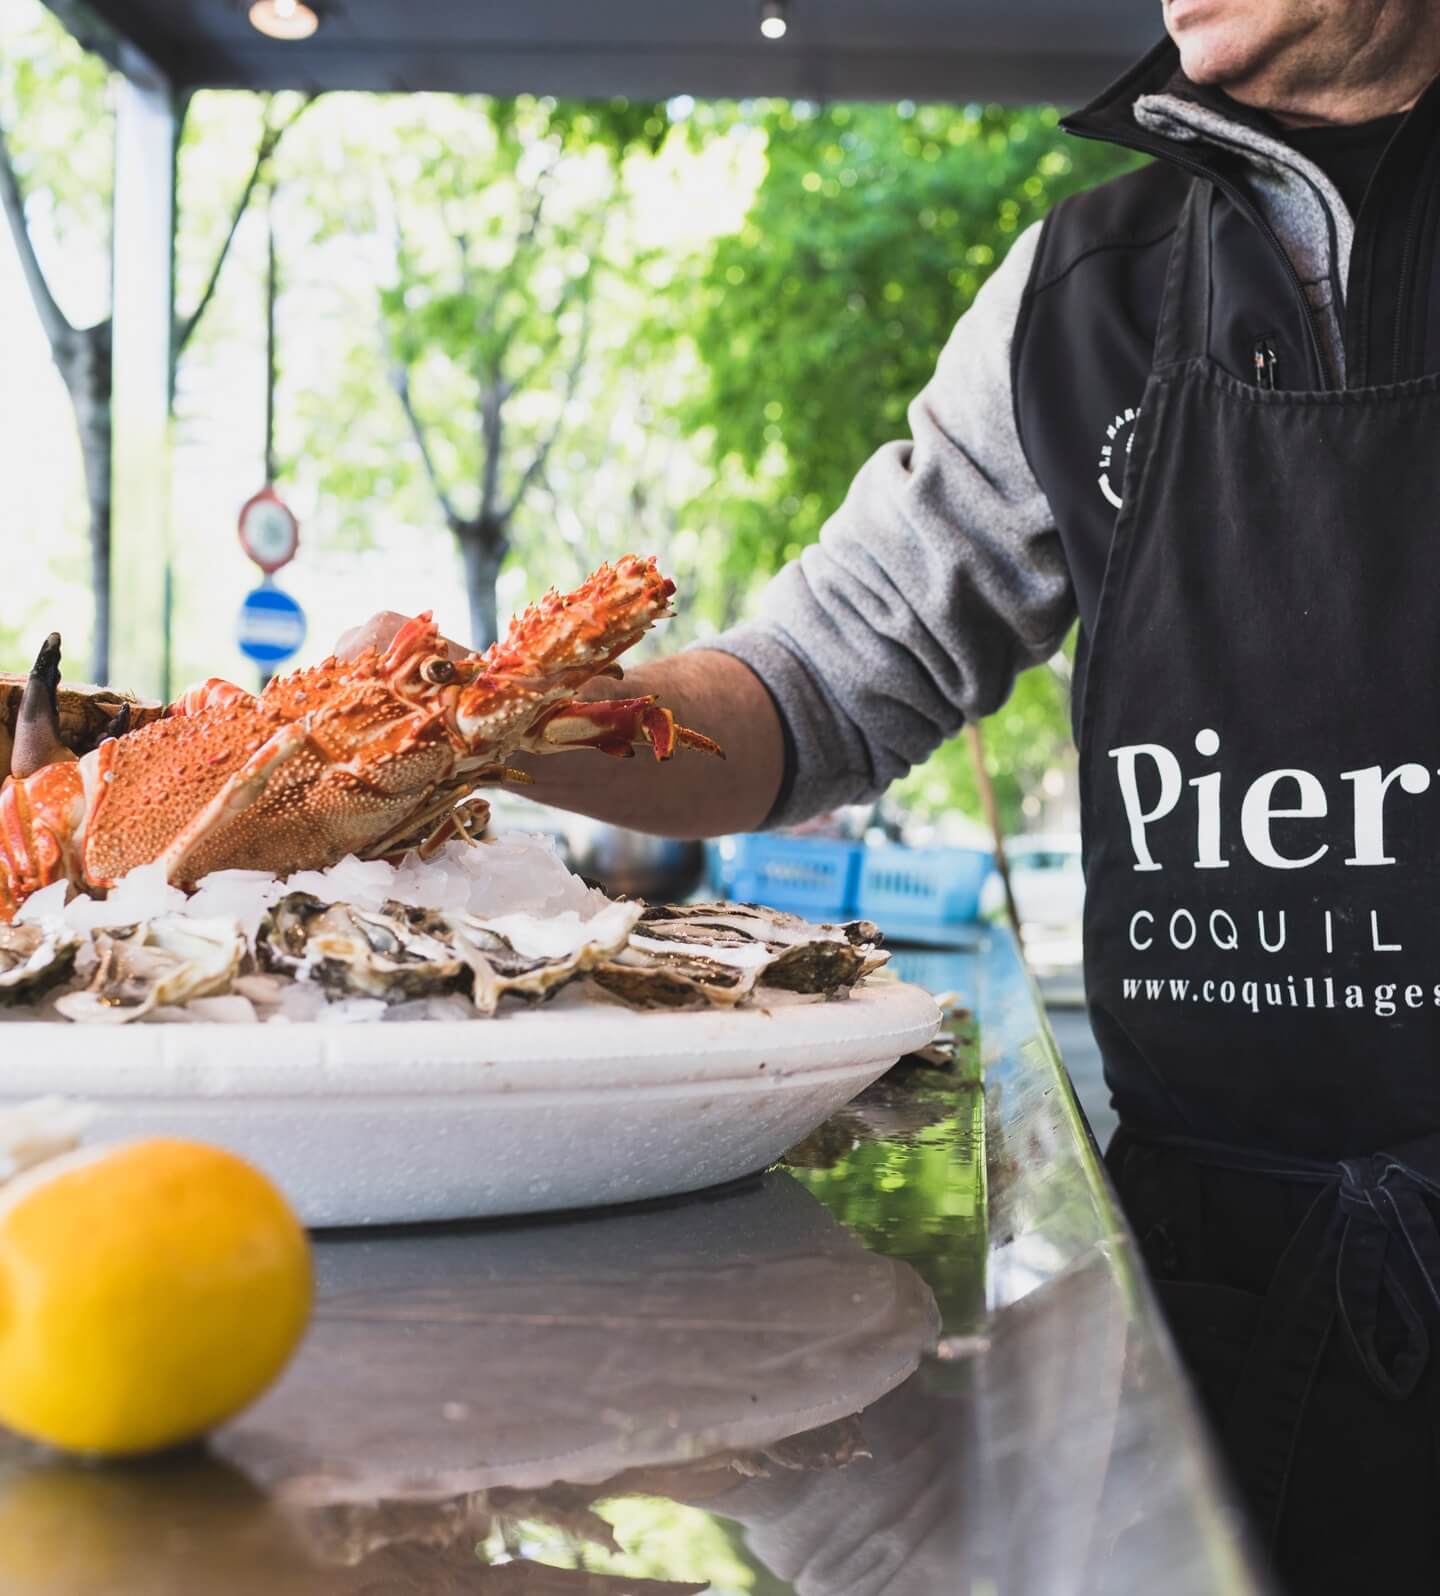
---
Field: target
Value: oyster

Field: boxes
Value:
[591,947,766,1009]
[258,895,641,1016]
[593,902,888,1010]
[54,915,246,1025]
[0,924,81,1006]
[260,894,466,1001]
[446,901,640,1015]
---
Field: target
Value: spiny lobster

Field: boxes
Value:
[0,556,720,923]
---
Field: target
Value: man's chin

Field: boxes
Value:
[1164,2,1269,87]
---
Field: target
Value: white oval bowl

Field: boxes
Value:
[0,980,940,1226]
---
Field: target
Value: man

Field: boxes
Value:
[346,3,1440,1586]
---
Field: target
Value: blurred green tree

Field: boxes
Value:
[308,96,671,649]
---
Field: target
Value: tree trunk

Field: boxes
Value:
[61,323,114,684]
[457,521,508,651]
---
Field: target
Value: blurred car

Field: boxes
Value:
[979,833,1084,937]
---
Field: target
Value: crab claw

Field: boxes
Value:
[11,633,78,782]
[100,702,132,743]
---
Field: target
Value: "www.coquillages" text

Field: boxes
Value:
[1120,973,1440,1019]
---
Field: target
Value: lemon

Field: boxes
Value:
[0,1138,311,1457]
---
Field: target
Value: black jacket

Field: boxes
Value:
[1021,40,1440,703]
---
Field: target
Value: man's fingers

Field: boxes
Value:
[334,612,408,661]
[334,612,471,663]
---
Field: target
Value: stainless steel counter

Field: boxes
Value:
[965,930,1270,1595]
[0,929,1270,1594]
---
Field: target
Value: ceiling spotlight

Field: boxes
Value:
[759,1,788,40]
[248,0,320,41]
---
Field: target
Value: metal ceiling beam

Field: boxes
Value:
[41,0,176,92]
[48,0,1147,103]
[136,44,1135,103]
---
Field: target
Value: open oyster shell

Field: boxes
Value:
[258,895,641,1016]
[260,895,466,1001]
[447,901,640,1015]
[54,915,246,1025]
[0,924,82,1006]
[592,902,888,1011]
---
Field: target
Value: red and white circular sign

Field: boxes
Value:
[238,485,300,574]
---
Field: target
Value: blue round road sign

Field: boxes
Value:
[237,585,307,666]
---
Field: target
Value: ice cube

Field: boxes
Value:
[12,880,72,928]
[187,871,284,941]
[60,861,188,933]
[318,996,388,1025]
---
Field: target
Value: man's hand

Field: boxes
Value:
[334,613,469,664]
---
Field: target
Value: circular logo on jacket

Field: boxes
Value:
[1096,406,1140,509]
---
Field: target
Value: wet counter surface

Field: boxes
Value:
[0,932,1269,1595]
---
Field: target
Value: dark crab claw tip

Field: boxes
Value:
[11,631,76,781]
[100,702,131,743]
[31,632,62,691]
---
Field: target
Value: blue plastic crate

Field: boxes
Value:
[726,834,863,919]
[857,845,993,946]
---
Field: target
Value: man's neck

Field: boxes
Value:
[1263,88,1427,130]
[1225,48,1440,129]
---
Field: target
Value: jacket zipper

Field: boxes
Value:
[1253,337,1278,389]
[1064,126,1329,389]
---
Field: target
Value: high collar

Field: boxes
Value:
[1064,34,1440,155]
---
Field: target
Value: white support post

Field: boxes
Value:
[110,60,175,699]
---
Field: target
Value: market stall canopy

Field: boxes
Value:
[54,0,1158,102]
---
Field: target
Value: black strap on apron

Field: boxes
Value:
[1140,1128,1440,1549]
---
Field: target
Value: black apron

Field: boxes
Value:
[1082,183,1440,1589]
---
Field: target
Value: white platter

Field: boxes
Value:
[0,980,939,1227]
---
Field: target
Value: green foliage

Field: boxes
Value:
[282,93,676,642]
[0,0,112,277]
[2,35,1137,825]
[895,661,1072,831]
[689,102,1141,564]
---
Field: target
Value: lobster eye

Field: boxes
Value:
[420,656,456,685]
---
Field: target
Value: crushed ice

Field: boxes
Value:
[6,833,623,1026]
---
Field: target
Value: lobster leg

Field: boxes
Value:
[11,634,79,782]
[365,794,494,864]
[0,761,88,923]
[515,696,723,762]
[168,678,256,718]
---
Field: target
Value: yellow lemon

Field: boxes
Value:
[0,1138,311,1457]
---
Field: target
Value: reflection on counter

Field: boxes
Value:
[0,1168,967,1594]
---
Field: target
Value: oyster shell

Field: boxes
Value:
[591,947,765,1009]
[260,894,466,1001]
[446,901,640,1015]
[0,924,81,1006]
[258,895,641,1016]
[593,903,888,1011]
[54,916,246,1025]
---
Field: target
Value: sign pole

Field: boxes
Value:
[235,187,304,690]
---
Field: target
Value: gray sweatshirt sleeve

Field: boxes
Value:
[708,220,1072,828]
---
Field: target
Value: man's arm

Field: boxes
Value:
[707,218,1072,829]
